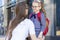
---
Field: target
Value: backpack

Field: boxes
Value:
[37,12,49,36]
[29,12,49,36]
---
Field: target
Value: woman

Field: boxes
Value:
[29,0,46,40]
[5,1,37,40]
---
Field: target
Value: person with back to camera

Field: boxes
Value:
[5,1,37,40]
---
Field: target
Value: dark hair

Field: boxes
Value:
[6,1,28,40]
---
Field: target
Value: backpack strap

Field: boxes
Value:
[37,12,49,36]
[43,18,49,36]
[29,12,42,26]
[37,12,42,26]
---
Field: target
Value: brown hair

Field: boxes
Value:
[40,2,46,17]
[6,1,28,40]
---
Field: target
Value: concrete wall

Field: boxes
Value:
[2,0,8,28]
[44,0,55,36]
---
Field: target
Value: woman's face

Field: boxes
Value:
[32,2,41,14]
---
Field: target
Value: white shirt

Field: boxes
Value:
[11,18,35,40]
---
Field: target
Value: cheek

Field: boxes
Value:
[32,8,35,11]
[39,7,41,9]
[25,9,28,15]
[38,6,41,9]
[32,8,35,10]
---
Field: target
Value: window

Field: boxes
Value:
[0,0,5,35]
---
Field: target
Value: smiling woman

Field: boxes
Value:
[5,1,37,40]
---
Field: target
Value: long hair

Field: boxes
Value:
[40,2,46,17]
[6,1,27,40]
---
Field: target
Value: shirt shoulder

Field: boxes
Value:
[24,18,34,25]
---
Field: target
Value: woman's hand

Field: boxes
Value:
[37,37,43,40]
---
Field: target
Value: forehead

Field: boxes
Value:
[32,2,40,6]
